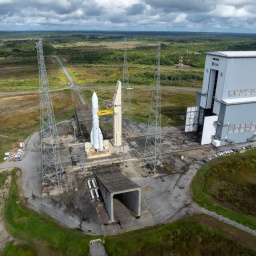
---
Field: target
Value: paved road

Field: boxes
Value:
[199,206,256,237]
[0,132,42,198]
[0,87,70,97]
[52,55,74,86]
[53,55,86,105]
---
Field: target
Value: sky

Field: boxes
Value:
[1,0,256,33]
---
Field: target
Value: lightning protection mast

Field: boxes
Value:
[122,37,132,123]
[144,42,162,173]
[36,39,63,189]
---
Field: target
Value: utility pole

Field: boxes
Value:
[144,42,162,173]
[36,39,63,189]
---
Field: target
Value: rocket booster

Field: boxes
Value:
[90,92,104,151]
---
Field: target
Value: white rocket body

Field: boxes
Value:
[90,92,104,151]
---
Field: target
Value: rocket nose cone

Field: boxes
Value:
[92,92,98,99]
[92,92,98,108]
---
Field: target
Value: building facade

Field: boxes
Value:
[185,51,256,146]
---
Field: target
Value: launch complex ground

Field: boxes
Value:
[2,116,254,236]
[1,54,255,238]
[19,119,203,235]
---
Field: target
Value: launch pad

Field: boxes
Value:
[27,115,205,235]
[37,78,202,233]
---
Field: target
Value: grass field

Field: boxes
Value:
[2,170,256,256]
[192,149,256,230]
[0,86,196,161]
[0,90,76,161]
[0,56,68,91]
[81,88,196,126]
[105,214,256,256]
[0,171,7,189]
[65,63,203,87]
[53,40,157,50]
[2,170,96,256]
[1,242,36,256]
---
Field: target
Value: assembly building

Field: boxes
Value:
[185,51,256,146]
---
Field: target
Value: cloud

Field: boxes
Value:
[126,3,146,15]
[209,4,252,18]
[223,0,255,5]
[0,0,13,3]
[174,13,187,23]
[0,0,256,32]
[144,0,215,12]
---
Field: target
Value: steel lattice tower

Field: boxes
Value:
[36,39,63,189]
[144,43,162,172]
[122,37,132,122]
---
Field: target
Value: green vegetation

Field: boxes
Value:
[2,170,256,255]
[66,63,203,87]
[105,214,256,256]
[192,149,256,230]
[1,31,256,91]
[51,32,256,69]
[1,242,36,256]
[0,39,54,58]
[0,57,68,92]
[0,90,76,160]
[3,170,96,256]
[81,88,196,126]
[0,171,7,189]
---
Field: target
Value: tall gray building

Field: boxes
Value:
[185,51,256,146]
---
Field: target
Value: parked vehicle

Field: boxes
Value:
[15,155,21,161]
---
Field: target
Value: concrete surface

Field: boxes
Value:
[199,206,256,237]
[89,239,107,256]
[95,166,141,222]
[1,122,256,238]
[0,174,13,252]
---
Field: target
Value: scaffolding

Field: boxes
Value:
[144,42,162,172]
[36,39,63,189]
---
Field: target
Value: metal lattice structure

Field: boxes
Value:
[36,39,63,189]
[144,43,162,172]
[122,37,132,122]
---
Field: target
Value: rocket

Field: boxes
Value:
[90,92,104,151]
